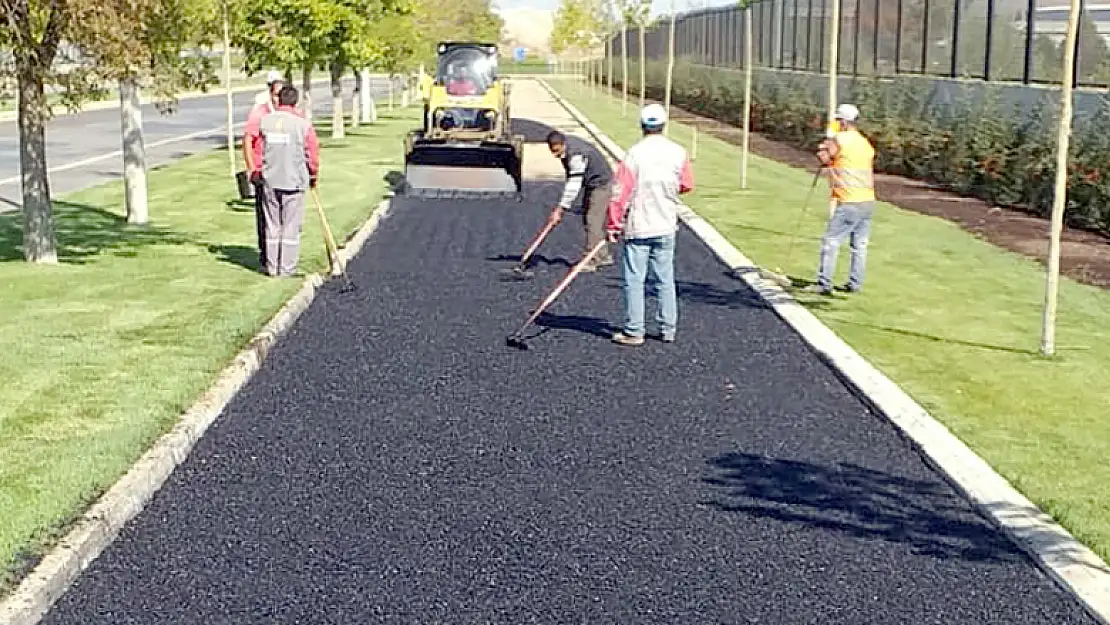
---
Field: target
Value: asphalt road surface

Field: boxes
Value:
[34,120,1100,622]
[0,78,383,210]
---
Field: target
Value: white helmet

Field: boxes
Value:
[640,103,668,129]
[834,103,860,122]
[266,70,284,85]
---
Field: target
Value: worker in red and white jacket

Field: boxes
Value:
[605,103,695,346]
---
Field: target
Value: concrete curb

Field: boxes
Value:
[537,77,1110,625]
[0,196,393,625]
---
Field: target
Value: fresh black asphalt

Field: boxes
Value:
[37,120,1101,624]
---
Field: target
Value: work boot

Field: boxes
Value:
[611,332,644,346]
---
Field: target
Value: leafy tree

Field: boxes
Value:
[0,0,219,261]
[73,0,221,224]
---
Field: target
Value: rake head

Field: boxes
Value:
[499,265,535,282]
[505,333,530,350]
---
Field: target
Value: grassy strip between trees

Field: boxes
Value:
[549,78,1110,562]
[0,103,419,592]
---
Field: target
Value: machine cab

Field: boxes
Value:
[436,42,498,97]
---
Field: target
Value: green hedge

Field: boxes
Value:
[602,60,1110,233]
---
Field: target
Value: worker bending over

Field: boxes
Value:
[546,130,614,272]
[605,104,694,346]
[810,103,876,295]
[246,85,321,277]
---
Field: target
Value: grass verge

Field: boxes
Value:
[0,104,418,592]
[549,78,1110,561]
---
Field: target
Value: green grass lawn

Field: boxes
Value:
[0,105,418,591]
[550,78,1110,560]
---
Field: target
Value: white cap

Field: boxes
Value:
[640,103,668,128]
[834,103,860,122]
[266,70,283,85]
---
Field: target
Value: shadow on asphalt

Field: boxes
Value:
[702,451,1026,564]
[534,311,615,339]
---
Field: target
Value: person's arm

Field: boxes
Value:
[305,123,320,186]
[606,159,637,235]
[678,156,694,194]
[242,104,262,172]
[556,153,586,210]
[816,135,839,167]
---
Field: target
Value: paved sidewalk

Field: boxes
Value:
[30,79,1101,624]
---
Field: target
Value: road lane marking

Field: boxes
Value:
[0,123,247,187]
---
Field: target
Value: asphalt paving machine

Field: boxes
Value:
[402,42,524,199]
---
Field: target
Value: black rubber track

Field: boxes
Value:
[38,177,1099,623]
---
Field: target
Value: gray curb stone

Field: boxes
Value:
[537,77,1110,625]
[0,196,394,625]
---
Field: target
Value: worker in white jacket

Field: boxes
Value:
[605,104,695,346]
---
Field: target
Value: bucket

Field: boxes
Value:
[236,170,255,200]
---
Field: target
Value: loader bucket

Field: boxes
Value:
[402,140,523,200]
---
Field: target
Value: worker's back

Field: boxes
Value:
[259,108,313,191]
[829,129,875,203]
[618,133,691,239]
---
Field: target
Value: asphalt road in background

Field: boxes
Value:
[0,78,385,210]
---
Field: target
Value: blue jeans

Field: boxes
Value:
[620,234,677,337]
[818,201,873,290]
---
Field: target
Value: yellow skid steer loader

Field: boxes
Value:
[402,42,524,200]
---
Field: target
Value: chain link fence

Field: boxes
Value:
[613,0,1110,89]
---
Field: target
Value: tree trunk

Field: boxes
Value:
[17,64,58,263]
[351,77,361,129]
[621,23,629,116]
[360,69,372,122]
[606,35,613,92]
[1042,0,1082,356]
[664,13,675,136]
[222,6,235,178]
[638,24,646,108]
[330,61,344,139]
[119,76,148,225]
[301,66,313,121]
[741,6,753,189]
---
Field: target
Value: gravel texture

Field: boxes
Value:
[37,162,1100,624]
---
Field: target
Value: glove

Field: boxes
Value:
[309,175,318,188]
[249,170,263,186]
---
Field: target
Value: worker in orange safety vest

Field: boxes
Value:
[808,103,876,296]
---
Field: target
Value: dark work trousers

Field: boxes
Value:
[582,185,613,267]
[253,181,268,269]
[259,183,307,277]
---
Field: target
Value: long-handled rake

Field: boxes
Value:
[762,167,822,289]
[310,187,356,293]
[499,215,560,282]
[506,239,607,350]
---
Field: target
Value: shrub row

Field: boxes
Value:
[601,60,1110,234]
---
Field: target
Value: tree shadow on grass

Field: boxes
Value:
[0,200,188,263]
[702,451,1026,564]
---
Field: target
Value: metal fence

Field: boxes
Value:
[612,0,1110,89]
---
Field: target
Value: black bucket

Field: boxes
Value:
[235,171,255,200]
